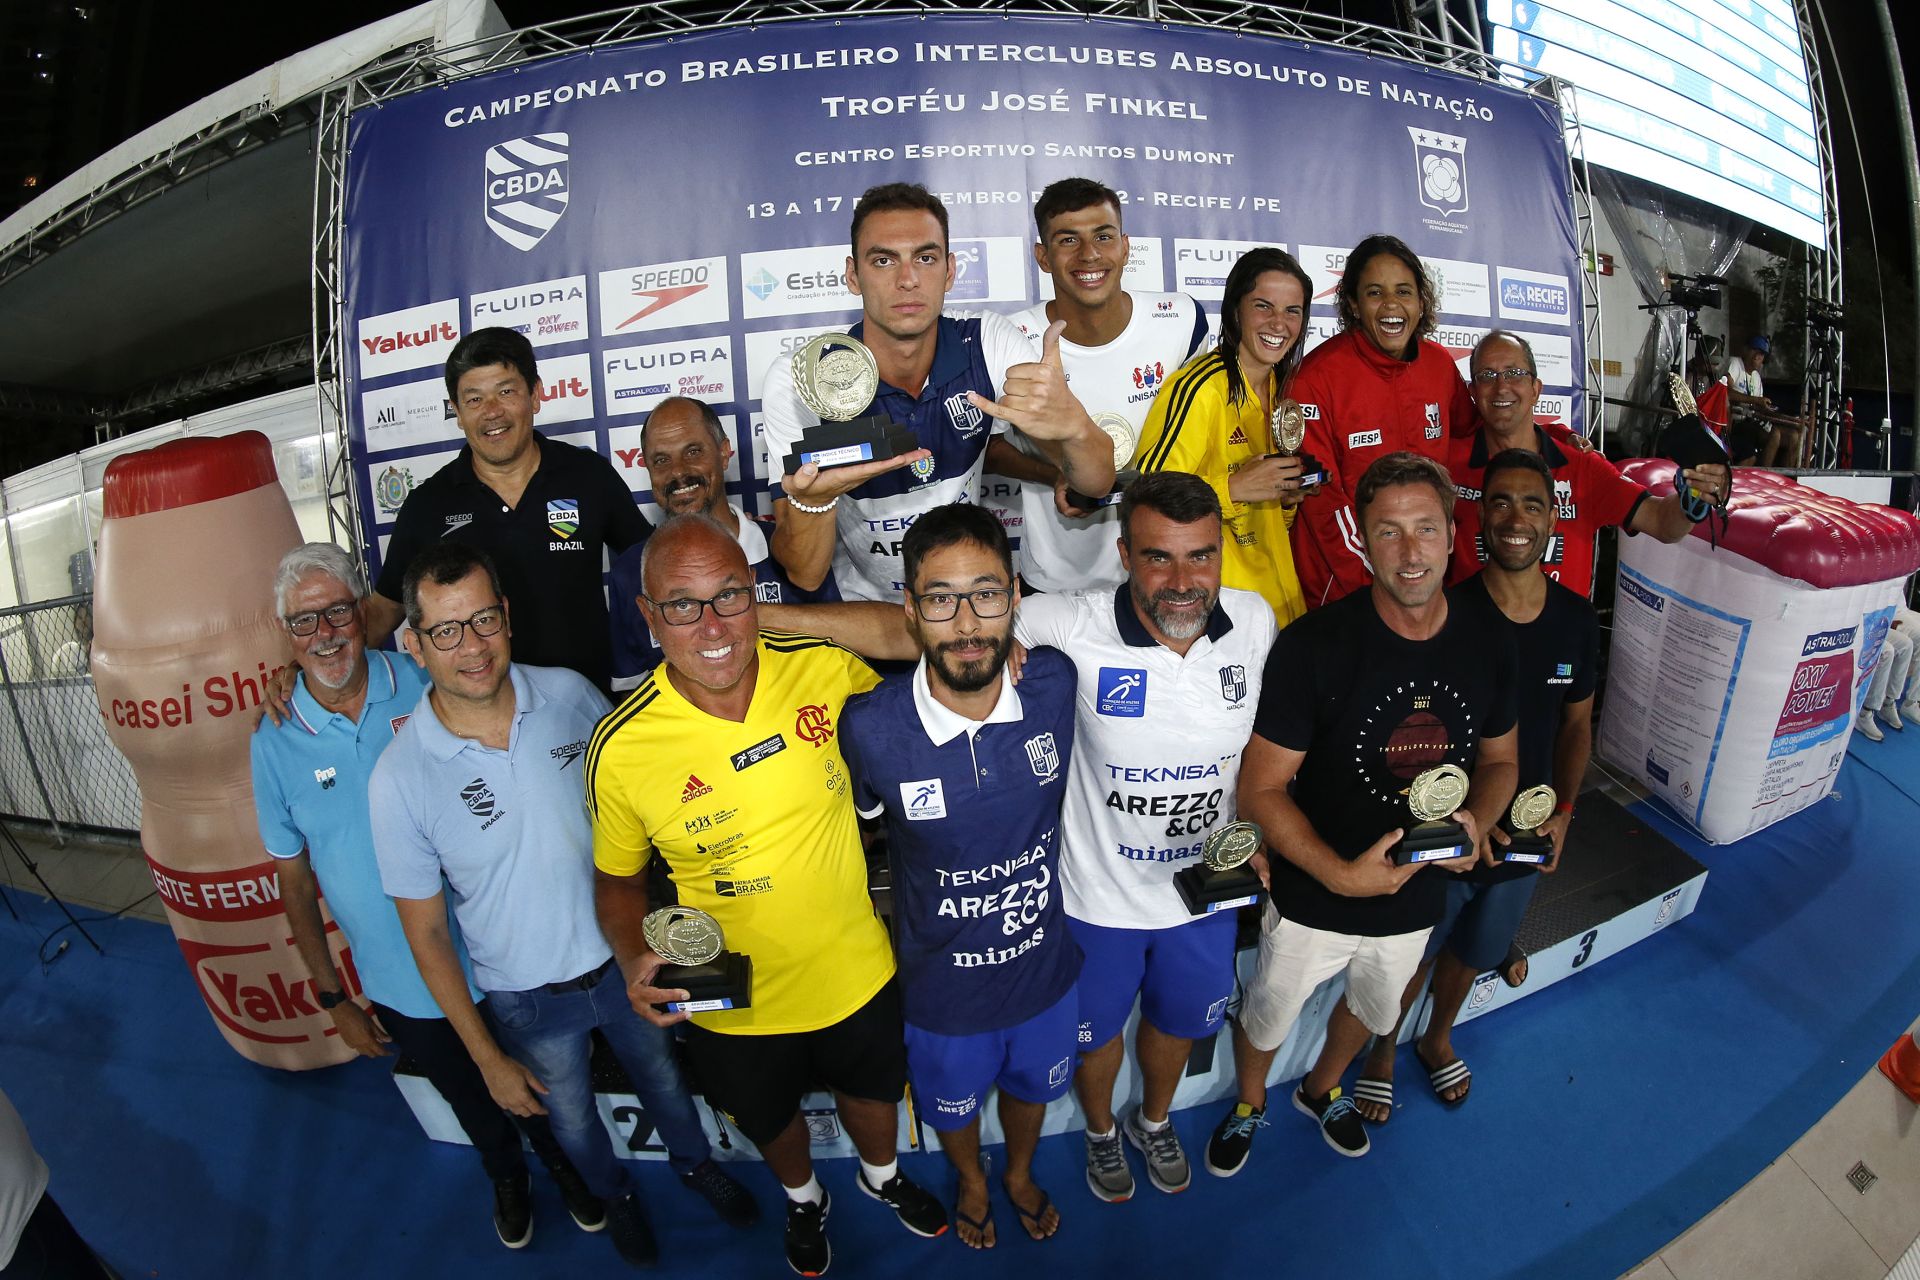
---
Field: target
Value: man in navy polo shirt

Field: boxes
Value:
[840,504,1080,1250]
[369,542,755,1270]
[761,182,1115,601]
[367,327,651,694]
[251,542,600,1250]
[608,396,838,693]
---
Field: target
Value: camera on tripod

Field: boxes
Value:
[1666,273,1725,313]
[1807,299,1844,332]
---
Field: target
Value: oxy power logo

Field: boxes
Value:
[484,134,570,251]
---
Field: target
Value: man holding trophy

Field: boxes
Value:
[761,182,1115,602]
[1352,448,1599,1114]
[588,514,947,1278]
[1206,452,1517,1169]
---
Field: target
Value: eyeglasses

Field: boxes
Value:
[1472,367,1536,383]
[420,606,506,650]
[646,587,754,627]
[285,602,358,636]
[912,588,1012,622]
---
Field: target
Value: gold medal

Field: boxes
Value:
[792,334,881,422]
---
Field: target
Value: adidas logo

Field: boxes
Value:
[1228,425,1248,445]
[681,773,713,803]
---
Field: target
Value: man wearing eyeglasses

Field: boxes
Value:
[837,504,1081,1250]
[589,513,946,1278]
[251,542,604,1251]
[607,396,837,694]
[370,541,756,1271]
[1447,330,1731,598]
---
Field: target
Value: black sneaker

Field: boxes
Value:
[492,1170,533,1249]
[1205,1102,1268,1177]
[548,1159,607,1232]
[1293,1086,1370,1158]
[606,1192,659,1269]
[682,1158,760,1228]
[785,1189,831,1277]
[855,1169,949,1238]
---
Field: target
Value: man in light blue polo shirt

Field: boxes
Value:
[369,542,755,1271]
[251,542,600,1251]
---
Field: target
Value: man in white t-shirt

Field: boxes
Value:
[992,178,1209,594]
[755,473,1276,1206]
[1724,333,1805,467]
[760,182,1115,601]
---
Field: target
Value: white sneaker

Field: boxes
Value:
[1878,703,1905,731]
[1857,713,1885,743]
[1902,702,1920,729]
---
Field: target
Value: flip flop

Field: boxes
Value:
[1416,1045,1471,1107]
[1351,1076,1394,1125]
[1008,1188,1056,1242]
[1497,943,1529,988]
[953,1199,994,1250]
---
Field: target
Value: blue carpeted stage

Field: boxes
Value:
[3,725,1916,1279]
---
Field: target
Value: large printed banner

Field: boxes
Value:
[342,13,1581,575]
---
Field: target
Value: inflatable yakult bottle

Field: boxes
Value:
[92,431,354,1068]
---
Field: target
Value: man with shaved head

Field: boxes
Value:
[590,514,944,1277]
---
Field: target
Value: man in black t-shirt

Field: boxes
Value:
[1203,452,1518,1172]
[1349,448,1599,1117]
[368,328,651,694]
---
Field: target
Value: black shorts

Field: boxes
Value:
[682,979,907,1146]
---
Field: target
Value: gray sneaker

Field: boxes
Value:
[1084,1126,1134,1203]
[1122,1108,1191,1194]
[1858,712,1885,743]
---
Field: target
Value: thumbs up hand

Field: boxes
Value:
[966,320,1086,444]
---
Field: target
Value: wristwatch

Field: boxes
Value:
[317,989,351,1011]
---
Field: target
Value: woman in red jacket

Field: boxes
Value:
[1288,234,1474,607]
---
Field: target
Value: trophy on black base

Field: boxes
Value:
[783,334,920,475]
[1268,398,1328,489]
[1174,820,1266,915]
[1064,411,1138,511]
[1655,372,1732,514]
[1390,764,1472,866]
[643,905,752,1014]
[1497,785,1558,865]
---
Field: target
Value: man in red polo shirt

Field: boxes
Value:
[1448,331,1731,597]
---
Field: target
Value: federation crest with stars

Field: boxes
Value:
[484,133,570,251]
[374,465,414,516]
[1407,126,1469,218]
[546,498,580,539]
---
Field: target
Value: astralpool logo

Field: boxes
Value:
[746,269,780,301]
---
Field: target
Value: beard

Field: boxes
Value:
[1141,585,1217,641]
[659,472,716,516]
[928,632,1012,693]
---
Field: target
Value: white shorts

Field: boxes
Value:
[1237,905,1432,1050]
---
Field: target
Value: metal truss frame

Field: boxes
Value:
[1797,0,1845,468]
[309,0,1512,561]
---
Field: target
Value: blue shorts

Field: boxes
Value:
[904,988,1078,1132]
[1067,913,1237,1050]
[1426,875,1541,972]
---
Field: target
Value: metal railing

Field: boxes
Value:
[0,594,141,837]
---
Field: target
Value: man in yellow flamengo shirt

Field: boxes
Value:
[589,513,948,1276]
[1132,247,1315,627]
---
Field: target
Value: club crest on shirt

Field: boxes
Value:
[945,391,984,438]
[1219,664,1247,706]
[1424,403,1442,440]
[1024,732,1060,784]
[902,778,947,821]
[909,454,937,483]
[547,498,580,540]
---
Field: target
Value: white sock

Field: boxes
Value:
[1086,1123,1116,1139]
[783,1175,824,1207]
[1135,1112,1169,1132]
[859,1158,898,1188]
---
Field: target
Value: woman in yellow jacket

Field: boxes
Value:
[1133,247,1314,627]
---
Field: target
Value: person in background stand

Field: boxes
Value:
[252,543,601,1249]
[607,396,836,693]
[1352,450,1597,1119]
[1288,234,1476,607]
[1133,246,1314,626]
[993,176,1209,594]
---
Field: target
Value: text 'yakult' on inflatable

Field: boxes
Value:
[1599,463,1920,844]
[92,431,354,1068]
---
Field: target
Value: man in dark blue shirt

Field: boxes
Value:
[606,396,836,692]
[841,504,1081,1250]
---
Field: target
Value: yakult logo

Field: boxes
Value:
[357,299,462,380]
[484,133,570,251]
